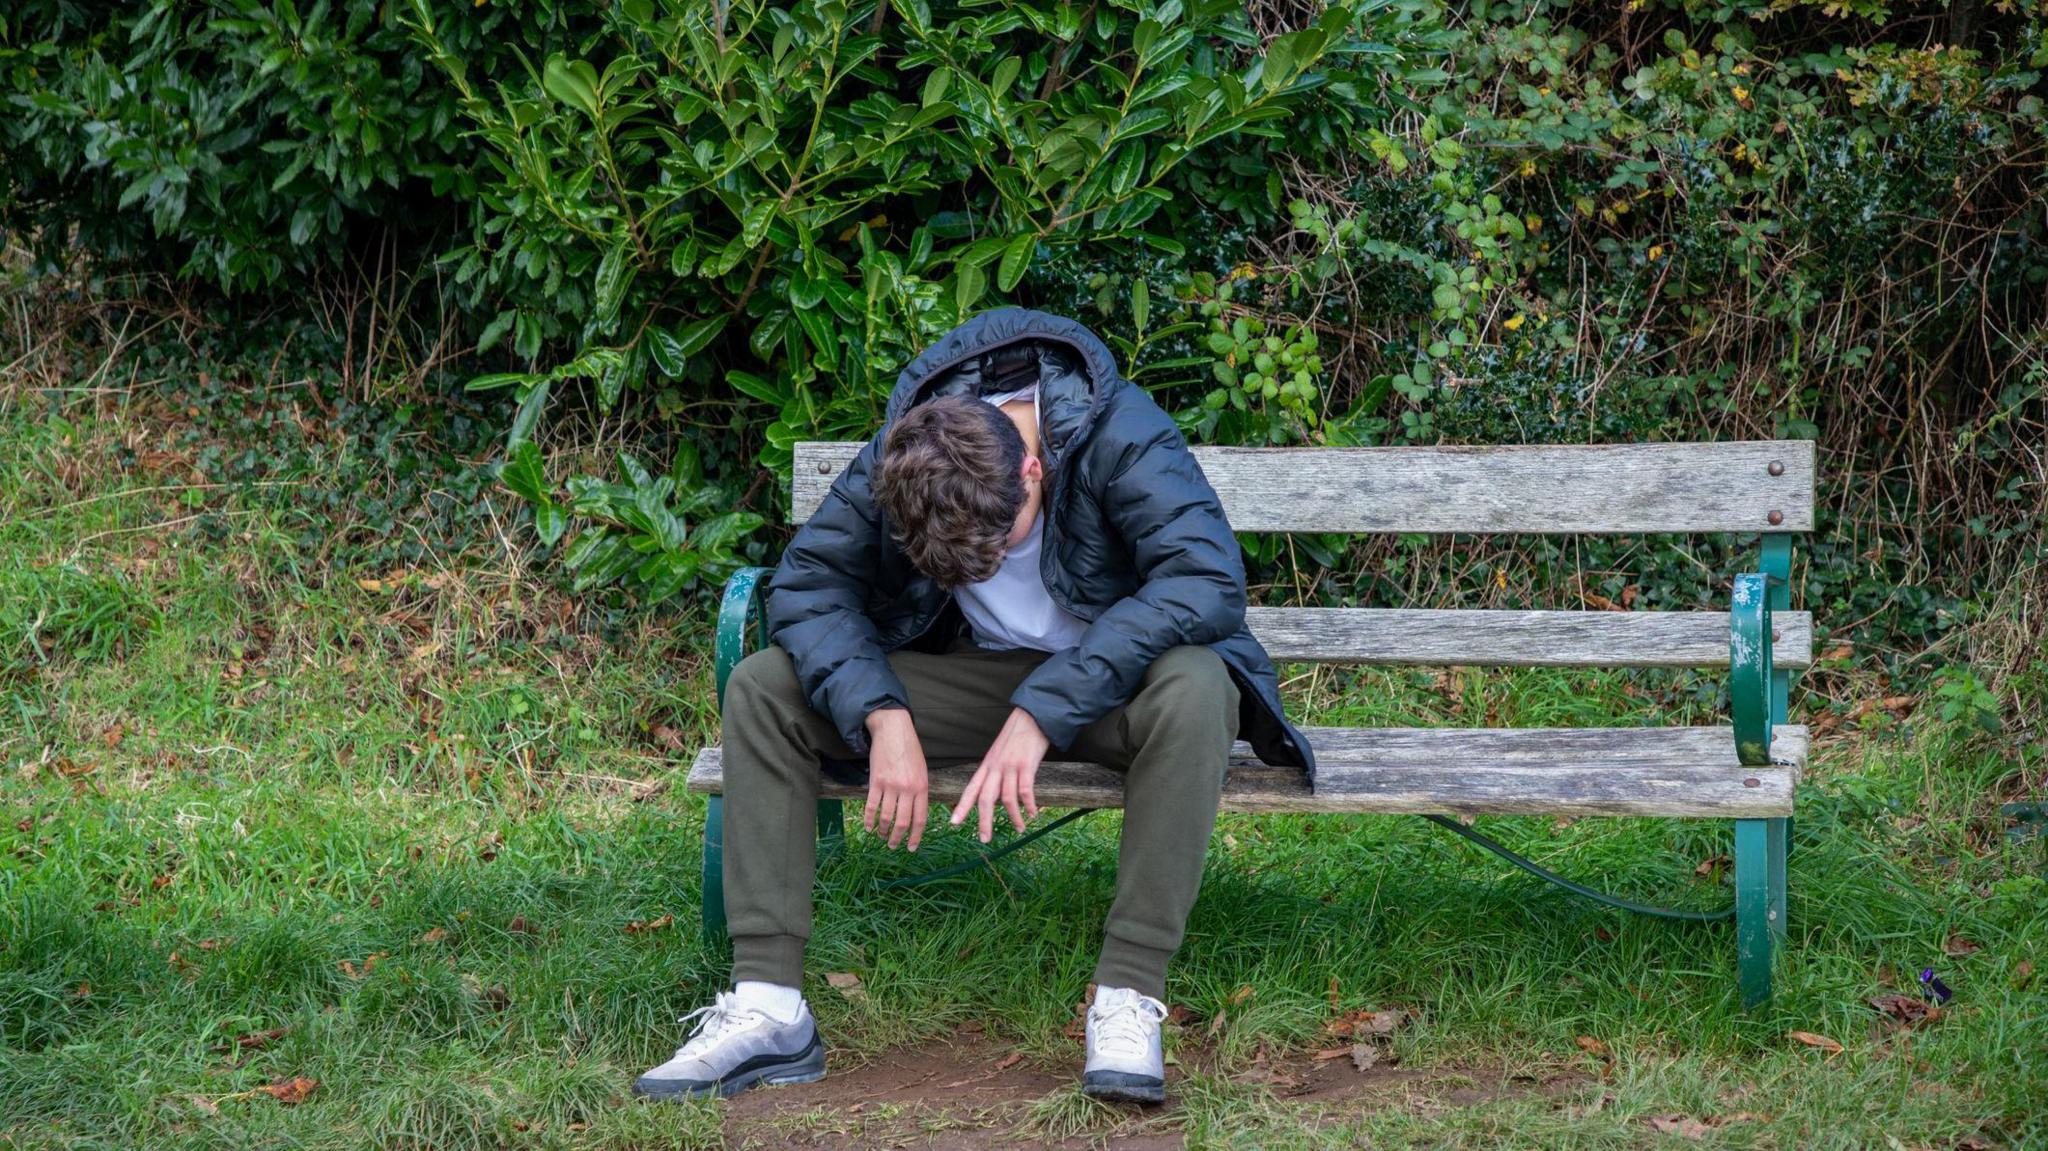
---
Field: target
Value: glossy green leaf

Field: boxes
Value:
[997,233,1036,293]
[542,56,601,116]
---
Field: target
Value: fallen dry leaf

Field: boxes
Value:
[1327,1008,1403,1039]
[825,971,866,1000]
[630,778,668,803]
[995,1051,1024,1071]
[1943,934,1982,957]
[507,915,537,935]
[1869,993,1938,1029]
[418,927,448,944]
[1312,1047,1352,1061]
[1694,854,1731,878]
[623,914,674,935]
[185,1094,220,1117]
[2014,960,2035,990]
[212,1026,290,1054]
[337,952,388,979]
[1575,1035,1611,1058]
[1787,1030,1844,1054]
[74,983,91,998]
[1350,1043,1380,1072]
[255,1077,318,1105]
[1820,643,1853,661]
[649,725,687,751]
[1645,1113,1712,1138]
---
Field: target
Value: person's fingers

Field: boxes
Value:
[879,779,901,840]
[978,773,998,842]
[1001,767,1025,834]
[1021,771,1038,823]
[887,789,911,850]
[951,765,986,826]
[864,777,880,833]
[908,791,929,852]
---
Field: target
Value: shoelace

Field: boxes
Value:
[1089,994,1167,1058]
[672,991,764,1058]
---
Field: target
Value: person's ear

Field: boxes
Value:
[1020,455,1042,487]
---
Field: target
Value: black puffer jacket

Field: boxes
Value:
[765,307,1313,773]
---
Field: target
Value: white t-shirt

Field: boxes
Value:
[954,386,1089,653]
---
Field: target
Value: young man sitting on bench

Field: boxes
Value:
[635,309,1313,1104]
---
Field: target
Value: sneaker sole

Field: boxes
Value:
[1082,1070,1167,1104]
[634,1032,827,1101]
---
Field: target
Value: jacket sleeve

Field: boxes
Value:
[763,441,910,755]
[1007,411,1246,749]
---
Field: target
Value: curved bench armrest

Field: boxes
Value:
[1729,571,1775,766]
[716,567,775,710]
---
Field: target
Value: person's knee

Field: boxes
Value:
[1142,646,1238,720]
[725,646,801,713]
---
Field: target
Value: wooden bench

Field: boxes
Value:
[690,440,1814,1006]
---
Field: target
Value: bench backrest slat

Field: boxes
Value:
[791,440,1815,534]
[1248,607,1811,669]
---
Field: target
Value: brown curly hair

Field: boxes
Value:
[872,395,1029,589]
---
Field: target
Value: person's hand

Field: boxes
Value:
[951,707,1050,843]
[863,708,928,851]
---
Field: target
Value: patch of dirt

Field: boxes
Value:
[721,1032,1590,1150]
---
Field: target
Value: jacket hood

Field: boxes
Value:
[885,307,1124,466]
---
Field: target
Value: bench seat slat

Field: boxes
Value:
[685,726,1805,819]
[1249,607,1813,668]
[792,440,1815,534]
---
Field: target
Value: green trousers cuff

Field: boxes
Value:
[732,934,806,988]
[1092,936,1175,1002]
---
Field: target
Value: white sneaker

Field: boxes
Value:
[632,991,825,1100]
[1082,986,1169,1103]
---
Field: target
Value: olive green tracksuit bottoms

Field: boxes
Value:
[719,642,1239,1001]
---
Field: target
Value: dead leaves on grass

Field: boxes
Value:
[1787,1030,1845,1056]
[1642,1112,1764,1139]
[337,952,389,979]
[1869,993,1941,1031]
[826,971,867,1000]
[622,914,673,934]
[254,1077,319,1105]
[1325,1007,1404,1040]
[210,1026,290,1055]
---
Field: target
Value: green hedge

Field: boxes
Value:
[4,1,2043,663]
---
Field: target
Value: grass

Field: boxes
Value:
[2,391,2045,1150]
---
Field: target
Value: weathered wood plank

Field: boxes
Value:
[1247,607,1813,668]
[791,440,1816,534]
[686,726,1807,818]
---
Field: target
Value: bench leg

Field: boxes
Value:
[701,795,727,946]
[817,798,845,863]
[1735,817,1788,1008]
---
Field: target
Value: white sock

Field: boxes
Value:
[733,980,803,1024]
